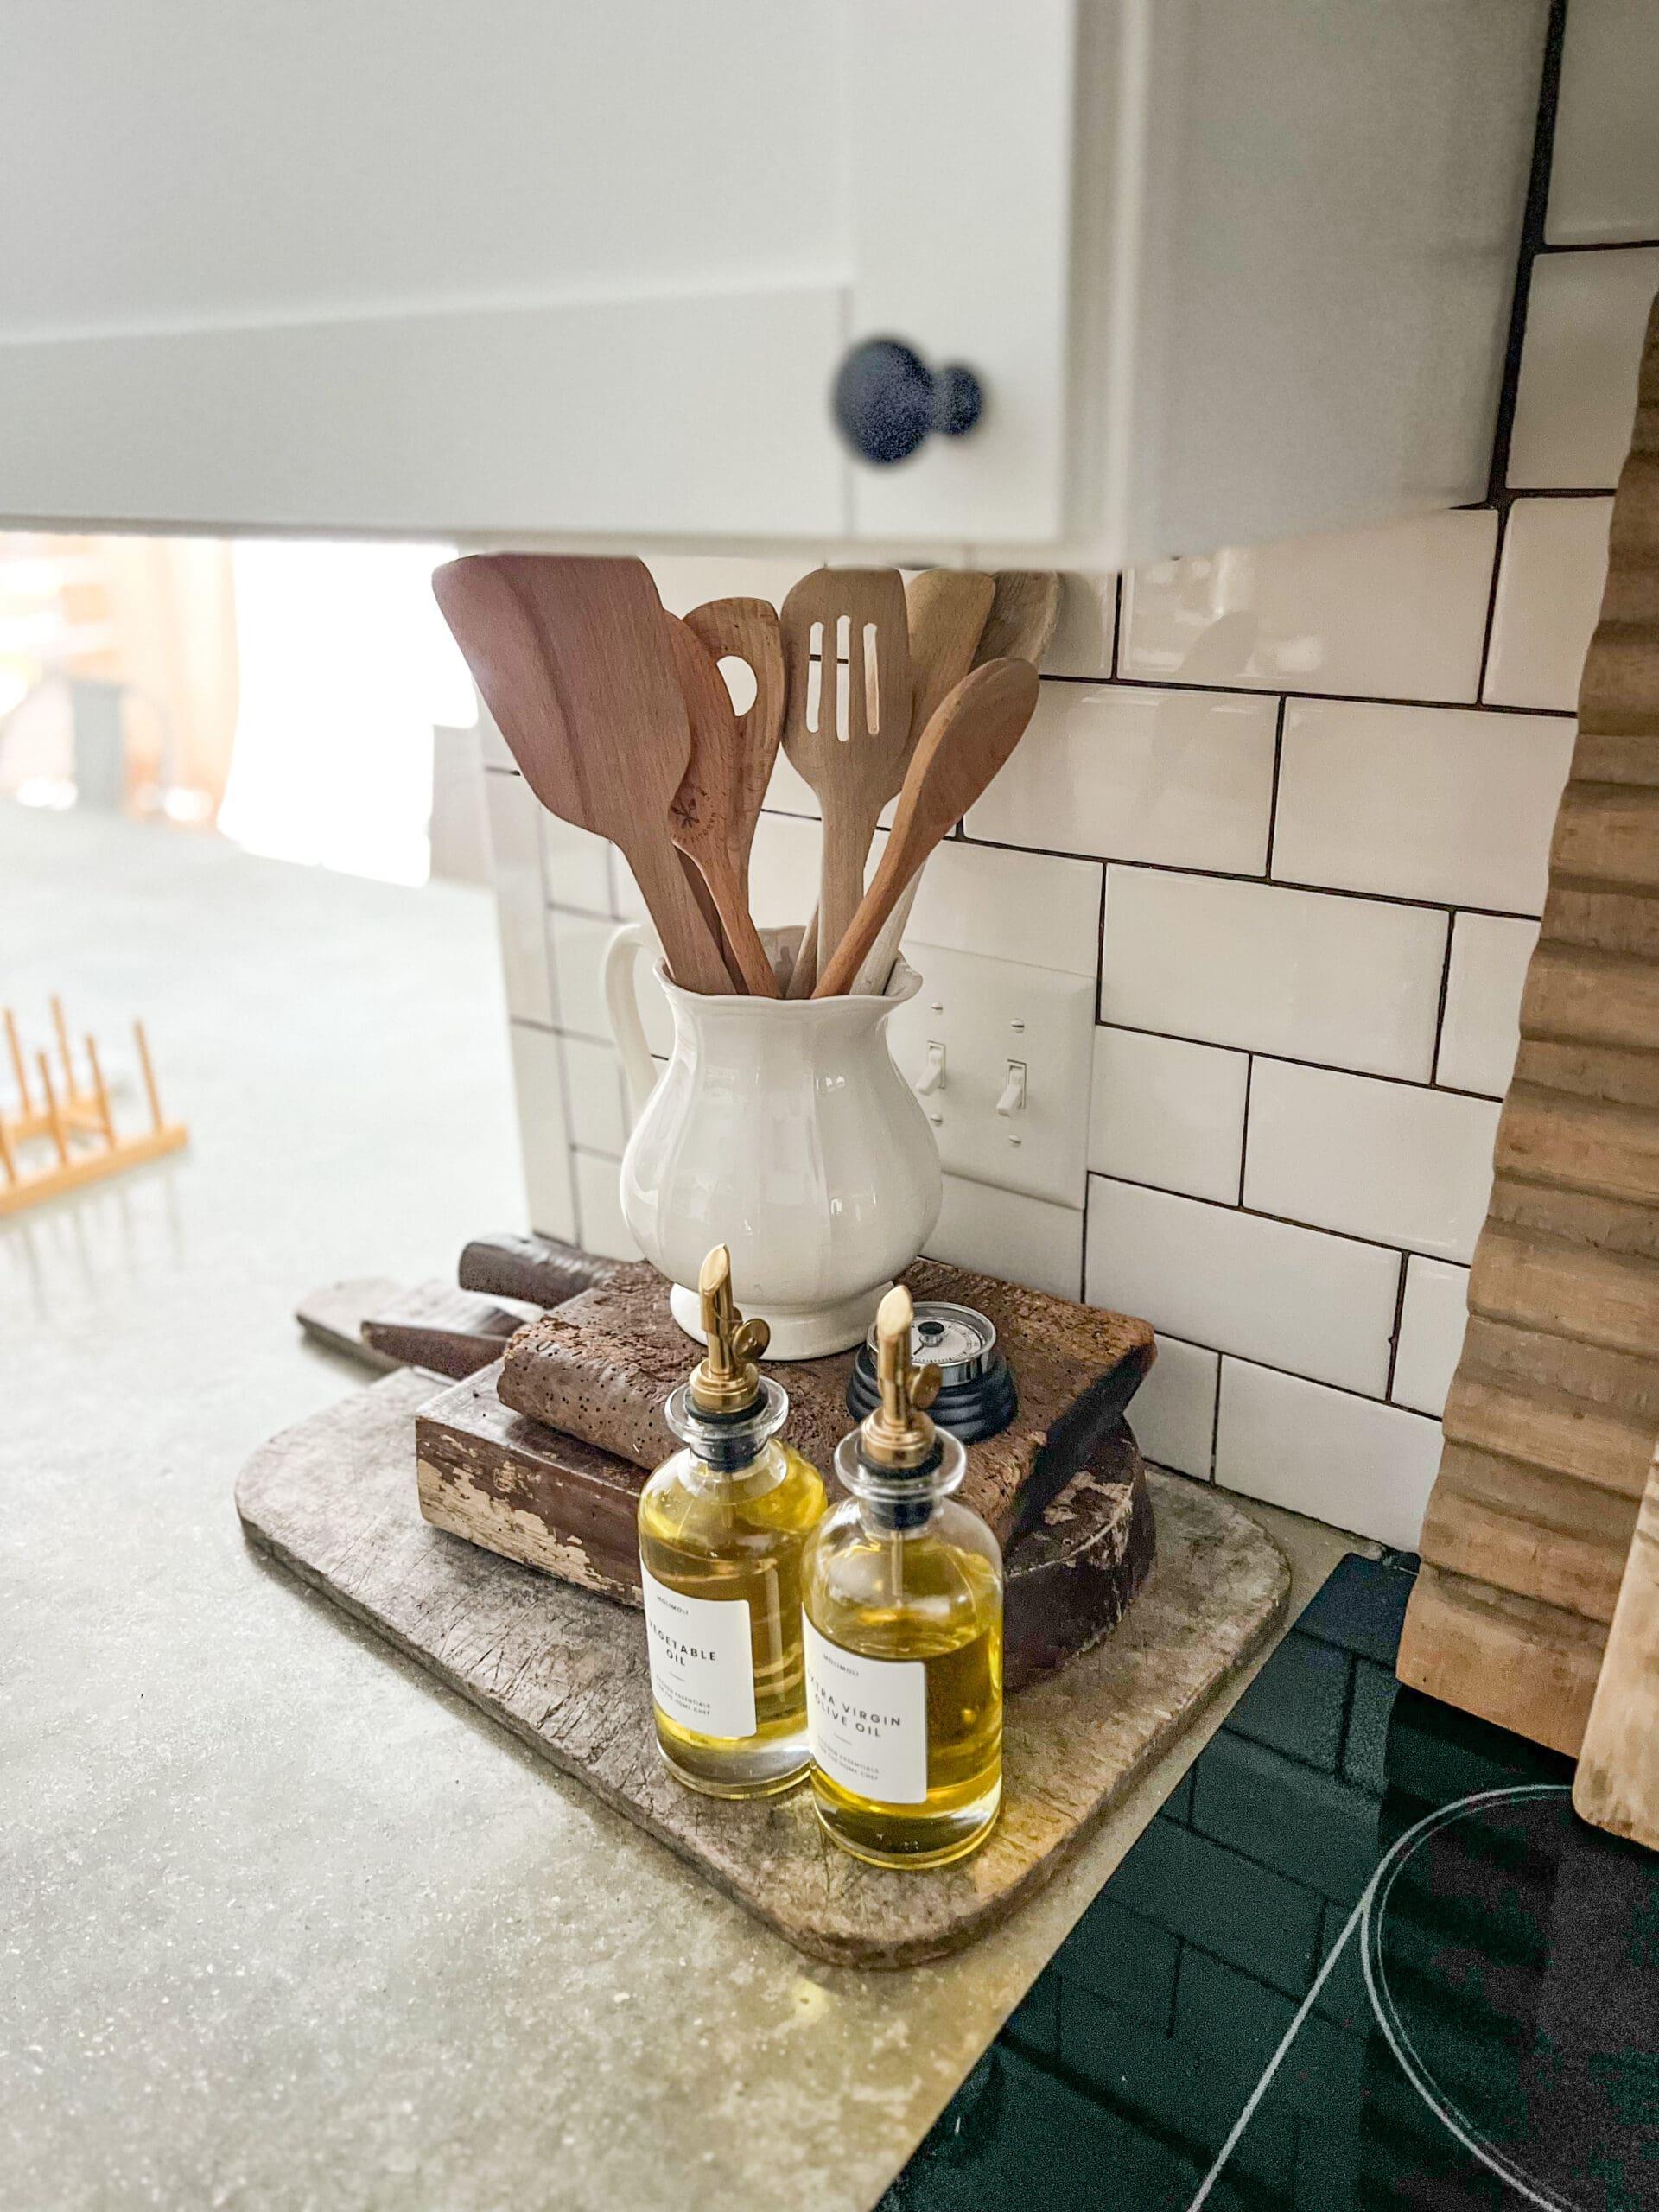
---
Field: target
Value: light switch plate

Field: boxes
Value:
[888,942,1094,1207]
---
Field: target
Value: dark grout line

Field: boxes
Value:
[1532,236,1659,255]
[1109,573,1125,680]
[1095,1017,1506,1104]
[1476,501,1510,705]
[1429,911,1459,1088]
[1237,1054,1254,1209]
[1486,0,1569,505]
[1086,1164,1477,1267]
[1264,696,1287,878]
[957,829,1545,925]
[1031,666,1577,716]
[1382,1246,1413,1404]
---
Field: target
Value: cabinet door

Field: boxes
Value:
[0,1,1076,544]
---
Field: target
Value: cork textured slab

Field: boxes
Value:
[498,1258,1157,1545]
[237,1371,1289,1968]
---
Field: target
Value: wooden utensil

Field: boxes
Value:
[975,571,1063,668]
[433,555,733,995]
[1573,1444,1659,1850]
[814,659,1041,998]
[779,569,912,995]
[681,597,785,887]
[842,569,998,995]
[665,614,781,996]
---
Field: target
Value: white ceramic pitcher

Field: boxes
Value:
[603,924,942,1358]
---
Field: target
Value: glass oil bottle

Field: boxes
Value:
[800,1285,1004,1867]
[636,1244,828,1797]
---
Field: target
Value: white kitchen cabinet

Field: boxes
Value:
[0,0,1545,563]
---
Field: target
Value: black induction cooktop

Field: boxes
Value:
[881,1553,1659,2211]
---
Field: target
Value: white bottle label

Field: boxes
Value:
[803,1616,929,1806]
[639,1568,757,1741]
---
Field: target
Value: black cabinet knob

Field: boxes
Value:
[832,338,984,466]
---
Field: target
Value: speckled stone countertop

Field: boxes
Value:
[0,807,1356,2212]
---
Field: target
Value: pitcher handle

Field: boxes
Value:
[603,922,660,1126]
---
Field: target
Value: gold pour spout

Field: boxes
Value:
[688,1244,771,1415]
[861,1284,943,1471]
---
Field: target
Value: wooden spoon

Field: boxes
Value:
[681,597,785,888]
[779,569,912,995]
[433,554,733,995]
[665,615,781,997]
[814,659,1041,999]
[975,571,1063,669]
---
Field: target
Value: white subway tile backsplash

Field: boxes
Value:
[1273,701,1573,915]
[1548,0,1659,245]
[1391,1257,1471,1420]
[1089,1027,1247,1203]
[926,1176,1083,1300]
[1120,512,1498,703]
[969,683,1275,874]
[1101,868,1446,1080]
[548,909,619,1040]
[1484,497,1613,711]
[1243,1061,1499,1264]
[908,840,1102,976]
[508,1021,576,1244]
[572,1147,640,1262]
[1214,1359,1441,1552]
[1510,248,1659,489]
[1128,1335,1218,1481]
[1438,913,1538,1097]
[1044,572,1119,679]
[747,810,825,933]
[1085,1177,1401,1395]
[483,769,554,1027]
[559,1033,630,1156]
[539,809,616,916]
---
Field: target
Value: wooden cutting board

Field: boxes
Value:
[236,1370,1290,1969]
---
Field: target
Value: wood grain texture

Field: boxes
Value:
[814,659,1040,997]
[779,569,912,984]
[974,571,1063,669]
[457,1231,620,1310]
[1573,1446,1659,1847]
[419,1360,1157,1692]
[496,1256,1156,1548]
[432,553,732,994]
[238,1369,1288,1967]
[905,570,995,738]
[665,614,780,995]
[1397,293,1659,1751]
[680,597,785,882]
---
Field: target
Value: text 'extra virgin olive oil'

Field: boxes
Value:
[801,1285,1004,1867]
[636,1245,827,1798]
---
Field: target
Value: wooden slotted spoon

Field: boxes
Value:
[681,596,785,891]
[665,614,781,996]
[432,553,733,995]
[779,569,912,995]
[814,659,1041,998]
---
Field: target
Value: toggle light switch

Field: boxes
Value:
[995,1060,1027,1116]
[914,1040,947,1096]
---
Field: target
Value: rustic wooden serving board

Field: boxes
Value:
[237,1370,1290,1968]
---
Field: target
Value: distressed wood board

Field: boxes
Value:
[499,1257,1157,1546]
[237,1370,1289,1968]
[416,1361,1157,1693]
[1398,292,1659,1755]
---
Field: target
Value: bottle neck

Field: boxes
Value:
[665,1376,789,1479]
[833,1427,966,1533]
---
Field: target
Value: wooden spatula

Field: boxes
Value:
[681,597,785,888]
[814,659,1040,999]
[835,569,995,997]
[665,615,781,997]
[779,569,912,994]
[433,554,734,995]
[975,571,1063,669]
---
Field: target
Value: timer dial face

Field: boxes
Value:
[871,1301,997,1384]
